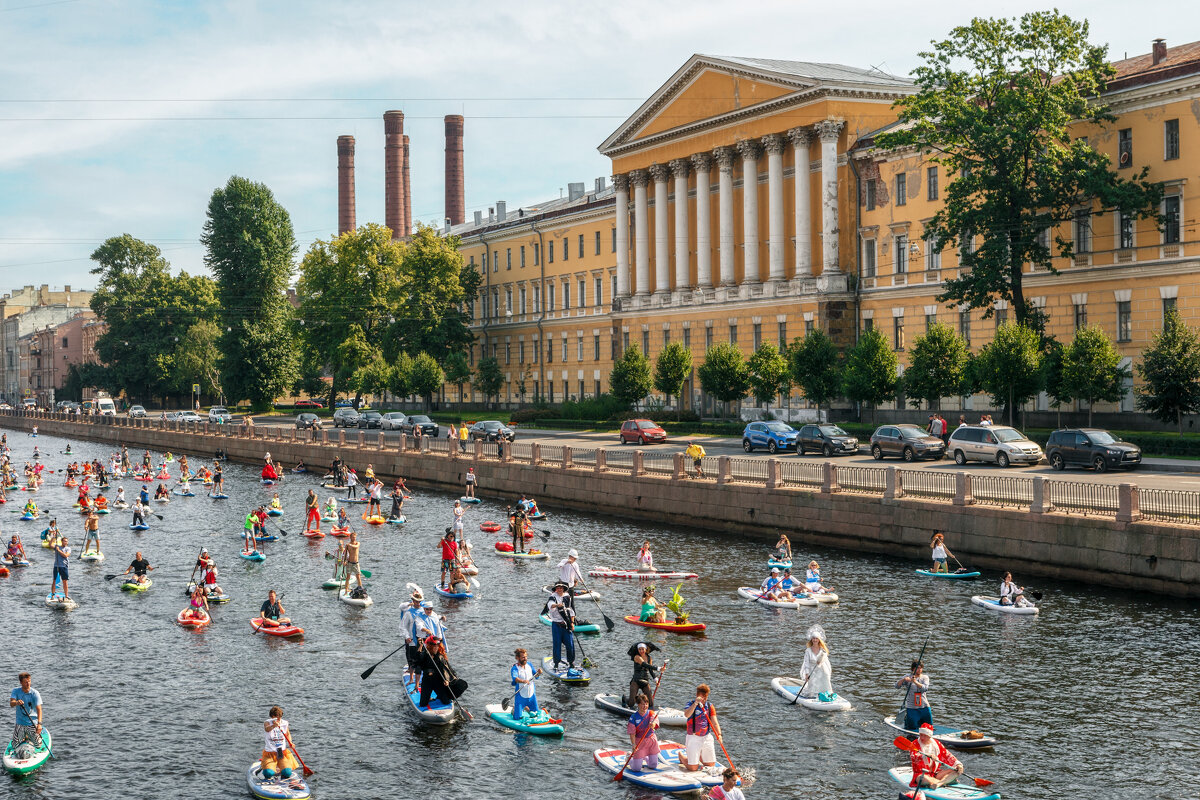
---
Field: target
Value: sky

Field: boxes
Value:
[0,0,1195,290]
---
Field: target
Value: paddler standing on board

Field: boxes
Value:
[626,642,660,708]
[9,672,45,754]
[909,723,963,790]
[438,530,460,589]
[930,532,953,573]
[556,549,583,595]
[464,467,477,499]
[543,582,577,671]
[400,586,426,681]
[800,624,833,698]
[896,660,932,731]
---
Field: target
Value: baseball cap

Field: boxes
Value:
[568,549,578,558]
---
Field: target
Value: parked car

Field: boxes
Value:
[357,410,383,429]
[128,405,146,418]
[469,420,516,442]
[295,399,324,409]
[163,411,185,422]
[400,414,439,437]
[179,411,203,424]
[380,412,407,431]
[797,424,859,457]
[1046,428,1141,472]
[870,424,947,462]
[742,420,798,453]
[295,413,322,430]
[619,419,667,445]
[208,406,232,424]
[947,425,1043,467]
[332,407,361,428]
[334,399,353,409]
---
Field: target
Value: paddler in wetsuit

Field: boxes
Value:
[508,504,527,554]
[626,641,660,708]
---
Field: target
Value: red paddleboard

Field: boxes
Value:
[623,615,707,634]
[250,618,303,638]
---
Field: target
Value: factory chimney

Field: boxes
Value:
[336,135,356,235]
[384,111,405,239]
[444,114,465,226]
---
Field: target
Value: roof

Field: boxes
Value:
[705,55,911,89]
[1106,39,1200,91]
[445,184,616,240]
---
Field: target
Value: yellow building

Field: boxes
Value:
[454,41,1200,421]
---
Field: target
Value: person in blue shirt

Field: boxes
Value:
[138,484,151,505]
[509,648,542,721]
[9,671,44,748]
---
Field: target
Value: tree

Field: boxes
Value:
[904,322,969,409]
[390,224,480,360]
[473,356,504,407]
[653,341,692,420]
[1062,327,1128,426]
[746,342,791,414]
[610,345,653,408]
[876,12,1162,326]
[387,352,415,401]
[698,342,751,415]
[202,176,298,411]
[788,329,841,418]
[1137,309,1200,433]
[1041,337,1072,427]
[410,352,445,412]
[842,329,898,422]
[173,319,223,402]
[973,323,1043,425]
[444,352,472,404]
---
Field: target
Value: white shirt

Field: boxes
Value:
[513,662,536,698]
[465,473,476,484]
[263,718,288,752]
[932,544,947,560]
[557,558,583,586]
[400,604,423,642]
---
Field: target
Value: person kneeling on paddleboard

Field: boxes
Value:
[510,648,542,721]
[260,590,289,628]
[259,706,299,780]
[626,642,660,709]
[909,723,963,790]
[708,768,746,800]
[446,565,469,595]
[626,694,660,772]
[680,684,721,772]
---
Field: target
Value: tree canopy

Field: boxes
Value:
[1137,309,1200,433]
[698,342,751,407]
[747,342,791,410]
[788,329,841,415]
[610,345,653,408]
[973,323,1043,424]
[653,341,693,420]
[842,329,898,418]
[904,322,970,409]
[1063,326,1128,425]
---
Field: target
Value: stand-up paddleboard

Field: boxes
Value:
[737,586,817,608]
[460,496,482,504]
[589,565,698,580]
[624,615,706,634]
[247,760,311,799]
[883,715,997,749]
[971,595,1039,615]
[538,614,600,634]
[770,676,851,711]
[541,656,590,686]
[434,584,473,600]
[594,741,729,793]
[887,767,1000,800]
[250,618,303,638]
[402,673,457,725]
[542,584,601,600]
[339,588,373,607]
[485,703,564,736]
[45,576,76,610]
[3,729,52,775]
[177,608,211,629]
[593,693,686,726]
[915,568,981,580]
[241,549,266,562]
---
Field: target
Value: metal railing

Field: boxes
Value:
[780,461,824,488]
[540,445,564,464]
[510,442,533,462]
[604,450,634,469]
[971,474,1034,509]
[1046,480,1120,515]
[838,465,887,493]
[1140,488,1200,524]
[728,458,768,483]
[426,438,451,453]
[897,470,957,500]
[573,449,596,467]
[643,452,676,475]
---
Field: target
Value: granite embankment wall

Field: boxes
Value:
[4,412,1198,598]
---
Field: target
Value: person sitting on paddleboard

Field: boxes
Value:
[626,694,660,772]
[999,572,1032,607]
[896,660,932,731]
[184,583,209,621]
[94,494,108,512]
[639,586,668,623]
[774,533,792,561]
[153,483,168,501]
[81,510,100,557]
[801,625,833,698]
[335,507,350,529]
[31,446,40,460]
[464,467,476,499]
[123,551,154,585]
[114,487,126,507]
[9,671,45,752]
[438,531,460,588]
[543,583,577,671]
[5,535,26,564]
[680,684,721,772]
[708,768,745,800]
[909,723,963,790]
[930,532,952,574]
[323,496,338,519]
[759,568,794,603]
[260,590,289,627]
[557,549,583,594]
[445,565,469,594]
[805,561,830,594]
[510,648,542,721]
[259,706,300,781]
[626,642,659,709]
[42,519,59,544]
[636,541,654,573]
[22,498,37,517]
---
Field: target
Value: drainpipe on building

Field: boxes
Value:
[531,218,546,406]
[848,150,864,424]
[478,228,491,408]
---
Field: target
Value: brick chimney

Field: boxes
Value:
[402,134,412,236]
[1152,38,1167,66]
[444,114,465,226]
[336,135,356,235]
[384,111,405,240]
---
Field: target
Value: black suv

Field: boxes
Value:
[400,414,439,437]
[797,424,859,457]
[1046,428,1141,472]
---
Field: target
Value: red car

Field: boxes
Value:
[295,399,325,409]
[619,419,667,445]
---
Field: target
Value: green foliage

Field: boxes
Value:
[444,352,472,403]
[1040,337,1072,412]
[1136,310,1200,433]
[201,176,298,410]
[610,345,653,407]
[473,356,504,404]
[387,352,415,399]
[350,354,393,398]
[557,394,628,421]
[89,234,220,403]
[391,224,479,360]
[973,323,1043,424]
[410,352,445,410]
[746,342,791,407]
[877,12,1162,326]
[1063,326,1128,425]
[698,342,750,406]
[653,341,693,419]
[788,329,841,413]
[665,583,689,623]
[904,322,969,409]
[173,319,223,400]
[842,329,898,413]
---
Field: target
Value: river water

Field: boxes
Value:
[1,429,1196,800]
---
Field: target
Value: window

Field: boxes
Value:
[61,337,68,348]
[863,239,876,278]
[578,234,584,258]
[1117,301,1132,342]
[505,342,511,365]
[595,379,601,396]
[612,228,617,252]
[777,321,787,350]
[1118,128,1132,168]
[893,316,904,351]
[562,238,569,262]
[750,323,760,349]
[925,313,935,332]
[1163,297,1178,318]
[548,241,554,263]
[561,338,567,363]
[1119,212,1134,250]
[927,167,938,201]
[805,318,814,336]
[925,233,941,269]
[519,286,527,315]
[729,324,738,345]
[705,327,713,350]
[520,245,526,267]
[547,285,556,311]
[492,289,499,319]
[576,336,583,361]
[1074,304,1087,330]
[594,277,602,307]
[469,255,475,269]
[579,379,585,399]
[578,279,586,309]
[864,318,874,332]
[663,328,670,346]
[683,327,691,349]
[865,179,876,210]
[533,285,540,312]
[593,334,600,360]
[505,287,512,315]
[519,341,525,362]
[533,243,540,265]
[506,248,512,270]
[959,310,971,345]
[642,330,650,355]
[1074,209,1091,253]
[595,231,601,255]
[611,275,617,303]
[1165,119,1180,160]
[895,234,909,274]
[491,343,497,360]
[493,251,499,272]
[622,331,629,351]
[546,339,553,362]
[995,307,1008,327]
[895,173,907,206]
[563,283,571,311]
[1164,196,1181,244]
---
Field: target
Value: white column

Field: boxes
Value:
[788,127,813,277]
[670,158,691,294]
[737,139,761,285]
[631,169,650,296]
[762,133,785,283]
[613,173,631,298]
[650,163,670,297]
[713,146,736,287]
[690,153,712,289]
[816,119,844,274]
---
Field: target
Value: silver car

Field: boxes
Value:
[380,412,407,431]
[208,406,232,424]
[947,425,1044,467]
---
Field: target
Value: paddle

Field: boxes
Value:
[575,577,615,632]
[892,736,993,788]
[280,729,314,777]
[323,551,371,578]
[572,623,595,669]
[501,670,542,711]
[16,700,54,759]
[421,640,473,721]
[789,651,825,705]
[897,633,931,726]
[252,594,286,636]
[701,704,741,779]
[360,642,406,680]
[614,660,669,782]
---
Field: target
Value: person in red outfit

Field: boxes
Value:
[909,724,963,790]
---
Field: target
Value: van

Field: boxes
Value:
[96,397,116,416]
[947,425,1043,467]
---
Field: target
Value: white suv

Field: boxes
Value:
[947,425,1044,467]
[208,406,232,423]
